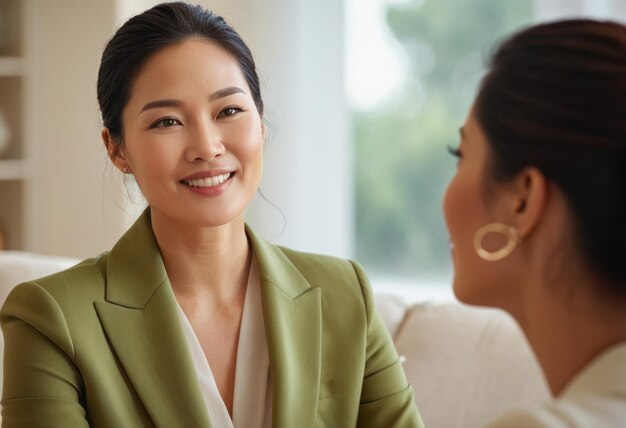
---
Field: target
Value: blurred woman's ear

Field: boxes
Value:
[507,167,548,239]
[102,128,130,173]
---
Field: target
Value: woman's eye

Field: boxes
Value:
[151,118,180,128]
[447,145,462,159]
[218,106,244,118]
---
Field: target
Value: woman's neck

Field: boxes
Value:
[149,210,251,303]
[516,276,626,397]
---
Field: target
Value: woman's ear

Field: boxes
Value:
[507,166,548,239]
[102,128,130,173]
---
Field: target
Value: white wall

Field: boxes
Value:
[24,0,129,258]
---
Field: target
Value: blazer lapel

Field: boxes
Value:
[94,210,211,428]
[246,226,322,428]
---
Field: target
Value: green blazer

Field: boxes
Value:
[1,211,422,427]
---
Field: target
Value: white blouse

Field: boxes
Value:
[175,258,273,428]
[486,342,626,427]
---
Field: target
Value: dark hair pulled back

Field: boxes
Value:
[97,2,263,141]
[476,19,626,294]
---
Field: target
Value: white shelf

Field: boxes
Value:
[0,57,25,76]
[0,159,30,180]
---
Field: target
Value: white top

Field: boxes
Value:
[486,342,626,427]
[176,258,272,428]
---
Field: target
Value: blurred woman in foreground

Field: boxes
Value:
[444,19,626,427]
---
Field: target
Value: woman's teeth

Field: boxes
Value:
[183,173,231,187]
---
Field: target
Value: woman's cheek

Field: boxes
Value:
[443,174,463,243]
[230,121,264,175]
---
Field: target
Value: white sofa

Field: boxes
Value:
[0,251,550,427]
[376,295,550,426]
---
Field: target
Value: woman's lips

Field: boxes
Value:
[180,172,235,196]
[181,172,232,188]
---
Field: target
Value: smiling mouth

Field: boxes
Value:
[181,172,234,188]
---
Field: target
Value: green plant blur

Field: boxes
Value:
[354,0,533,280]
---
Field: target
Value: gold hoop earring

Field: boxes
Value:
[473,223,519,261]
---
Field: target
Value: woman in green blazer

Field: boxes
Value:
[1,3,421,427]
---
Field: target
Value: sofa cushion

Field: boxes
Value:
[394,301,551,428]
[374,292,412,337]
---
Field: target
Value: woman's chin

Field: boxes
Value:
[452,277,484,306]
[452,278,470,303]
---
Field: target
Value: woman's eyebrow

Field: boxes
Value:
[139,87,246,114]
[140,99,183,113]
[209,86,246,101]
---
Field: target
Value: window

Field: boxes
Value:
[347,0,626,298]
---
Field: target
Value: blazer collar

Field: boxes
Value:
[96,209,211,427]
[98,210,322,427]
[245,224,312,299]
[246,225,323,427]
[105,209,167,308]
[104,211,317,306]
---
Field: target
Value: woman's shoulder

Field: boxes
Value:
[277,244,357,269]
[268,244,378,314]
[246,224,369,287]
[485,400,626,428]
[486,343,626,428]
[2,252,110,313]
[275,244,367,286]
[484,408,559,428]
[27,252,106,286]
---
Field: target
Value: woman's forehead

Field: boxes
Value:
[126,39,249,108]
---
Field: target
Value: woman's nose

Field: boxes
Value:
[185,123,225,162]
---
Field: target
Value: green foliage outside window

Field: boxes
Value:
[354,0,533,280]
